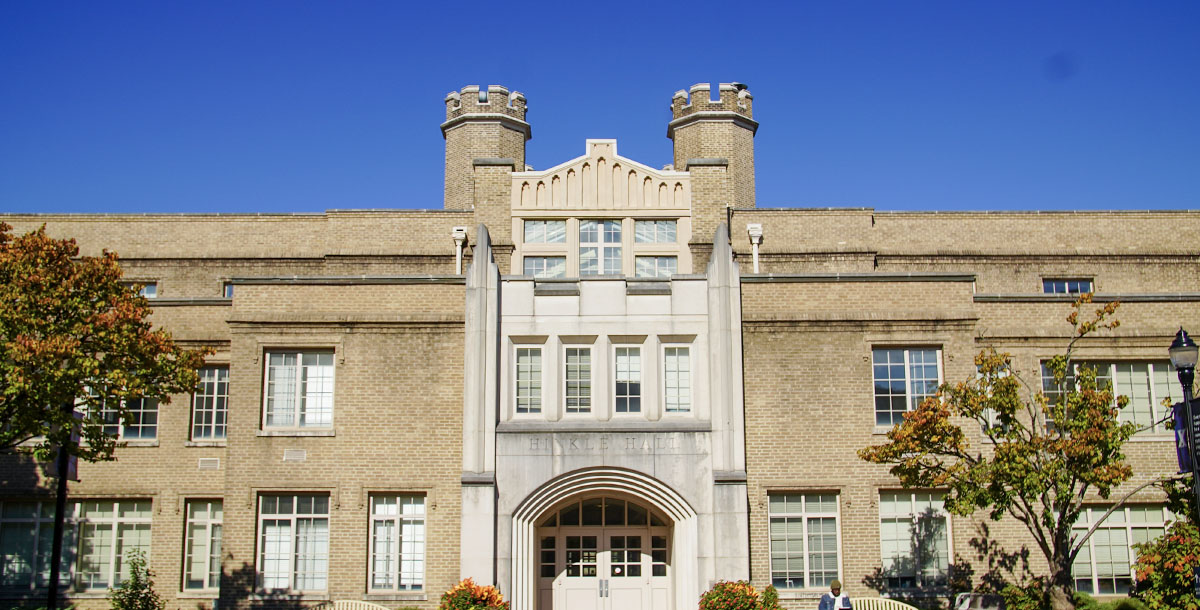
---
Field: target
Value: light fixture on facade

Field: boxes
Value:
[452,226,469,274]
[746,223,763,273]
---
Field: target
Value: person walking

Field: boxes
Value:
[818,579,852,610]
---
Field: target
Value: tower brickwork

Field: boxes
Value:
[442,85,530,212]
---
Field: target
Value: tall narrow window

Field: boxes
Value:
[515,348,542,414]
[872,348,941,426]
[580,220,622,275]
[614,347,642,413]
[768,493,840,589]
[663,347,691,413]
[192,366,229,440]
[369,495,425,592]
[1072,505,1168,595]
[878,492,949,589]
[76,500,152,590]
[264,352,334,430]
[258,494,329,592]
[564,348,592,414]
[184,500,222,590]
[0,500,73,590]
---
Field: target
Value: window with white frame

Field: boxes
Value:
[86,394,157,441]
[1043,278,1092,294]
[1073,505,1168,595]
[524,220,567,243]
[183,500,222,590]
[634,256,677,278]
[564,347,592,414]
[878,491,950,589]
[369,495,425,592]
[580,220,622,275]
[192,366,229,440]
[768,493,840,589]
[515,347,542,414]
[663,346,691,413]
[523,256,566,279]
[263,352,334,430]
[873,348,942,426]
[258,494,329,592]
[75,500,152,590]
[614,347,642,413]
[0,500,73,590]
[125,282,157,298]
[1041,361,1181,434]
[634,220,677,243]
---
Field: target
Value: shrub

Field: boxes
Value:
[439,578,510,610]
[107,549,164,610]
[698,581,780,610]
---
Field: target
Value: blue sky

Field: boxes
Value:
[1,1,1197,213]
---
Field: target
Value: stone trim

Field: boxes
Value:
[975,293,1200,302]
[497,421,711,433]
[472,157,519,169]
[147,298,231,306]
[741,272,975,283]
[684,158,729,169]
[461,472,496,486]
[666,110,759,137]
[229,276,466,285]
[626,280,672,295]
[440,113,531,138]
[713,470,748,484]
[533,281,580,296]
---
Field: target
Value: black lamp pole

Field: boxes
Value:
[1170,328,1200,523]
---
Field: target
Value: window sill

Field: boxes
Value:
[363,593,428,601]
[257,430,335,437]
[119,440,160,447]
[1129,433,1173,442]
[776,590,823,600]
[176,592,220,599]
[249,592,329,601]
[184,441,227,447]
[873,426,896,435]
[61,591,111,599]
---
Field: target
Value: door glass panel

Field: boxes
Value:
[610,535,642,577]
[565,536,597,577]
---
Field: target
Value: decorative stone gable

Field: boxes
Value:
[511,140,691,211]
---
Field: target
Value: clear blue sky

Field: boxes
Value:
[1,1,1197,213]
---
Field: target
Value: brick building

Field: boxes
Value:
[1,83,1198,610]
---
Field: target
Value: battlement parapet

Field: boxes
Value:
[671,82,753,119]
[445,85,527,121]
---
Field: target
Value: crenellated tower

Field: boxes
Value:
[442,85,530,213]
[668,83,757,243]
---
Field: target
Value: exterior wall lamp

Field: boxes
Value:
[746,223,763,274]
[1170,328,1199,522]
[452,226,469,274]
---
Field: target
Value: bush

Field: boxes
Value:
[439,578,510,610]
[107,549,164,610]
[698,581,780,610]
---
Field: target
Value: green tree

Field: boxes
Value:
[1132,478,1200,610]
[860,297,1137,610]
[107,549,164,610]
[0,223,209,461]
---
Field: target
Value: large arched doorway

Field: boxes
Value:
[509,467,699,610]
[536,495,671,610]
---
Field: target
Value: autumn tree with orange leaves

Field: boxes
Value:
[860,298,1137,610]
[0,223,209,462]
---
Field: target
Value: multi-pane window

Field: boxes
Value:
[76,500,152,590]
[258,494,329,592]
[1073,505,1168,595]
[580,220,622,275]
[184,501,222,590]
[663,347,691,413]
[264,352,334,429]
[564,347,592,414]
[192,366,229,440]
[87,395,157,441]
[635,256,677,278]
[0,501,73,590]
[1041,361,1181,433]
[614,347,642,413]
[768,493,840,589]
[523,256,566,279]
[873,348,941,426]
[634,220,676,243]
[879,492,949,589]
[1043,278,1092,294]
[369,495,425,592]
[515,348,543,414]
[524,220,567,243]
[126,282,157,298]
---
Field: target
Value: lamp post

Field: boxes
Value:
[1170,328,1200,522]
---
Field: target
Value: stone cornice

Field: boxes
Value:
[440,113,531,139]
[666,110,759,137]
[741,272,975,283]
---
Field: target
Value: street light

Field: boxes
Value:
[1170,328,1199,522]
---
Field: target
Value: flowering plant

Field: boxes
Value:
[438,578,510,610]
[698,580,781,610]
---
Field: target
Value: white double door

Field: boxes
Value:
[553,528,656,610]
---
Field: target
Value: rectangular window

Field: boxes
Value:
[634,256,677,278]
[125,282,157,298]
[878,492,949,589]
[369,495,425,592]
[76,500,151,590]
[614,347,642,413]
[523,256,567,279]
[192,367,229,440]
[184,500,222,590]
[223,283,234,298]
[1073,505,1168,595]
[663,347,691,413]
[580,220,622,275]
[89,394,157,441]
[768,493,840,589]
[873,348,941,426]
[264,352,334,429]
[524,220,567,244]
[1041,361,1180,433]
[0,501,73,590]
[634,220,677,243]
[564,347,592,414]
[515,348,543,414]
[258,494,329,592]
[1043,278,1093,294]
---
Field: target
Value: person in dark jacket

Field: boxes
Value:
[818,579,852,610]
